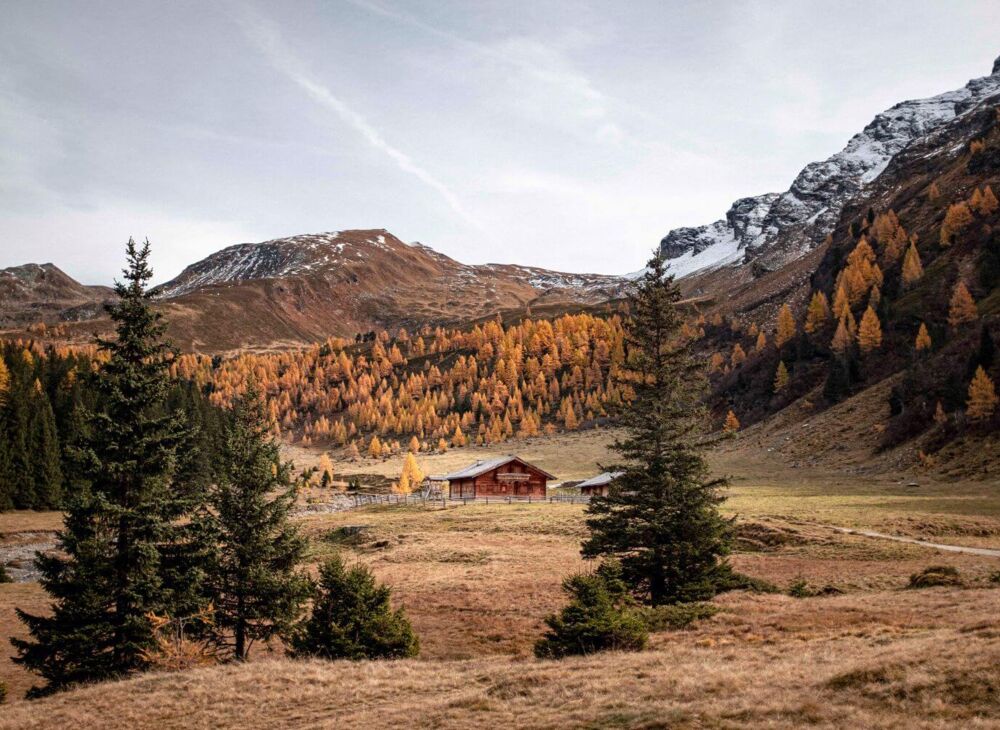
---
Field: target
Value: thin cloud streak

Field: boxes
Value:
[234,5,485,232]
[341,0,630,137]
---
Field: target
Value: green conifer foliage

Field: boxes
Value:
[534,561,647,658]
[289,555,418,660]
[12,239,194,695]
[197,382,311,661]
[582,251,731,605]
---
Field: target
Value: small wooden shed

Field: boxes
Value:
[433,456,555,499]
[576,471,624,497]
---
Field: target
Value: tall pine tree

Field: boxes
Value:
[12,239,195,695]
[195,382,310,661]
[582,251,731,605]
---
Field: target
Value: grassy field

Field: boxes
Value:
[2,429,999,727]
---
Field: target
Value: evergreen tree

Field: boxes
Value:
[582,251,730,605]
[27,390,62,508]
[12,239,193,695]
[196,382,310,661]
[534,561,647,659]
[288,555,418,660]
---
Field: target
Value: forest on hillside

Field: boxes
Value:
[3,162,1000,513]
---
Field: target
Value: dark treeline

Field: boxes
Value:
[0,341,226,512]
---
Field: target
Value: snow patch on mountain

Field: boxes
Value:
[659,56,1000,279]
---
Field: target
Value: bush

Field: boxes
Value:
[0,563,11,584]
[907,565,963,589]
[534,562,648,659]
[288,555,418,660]
[0,680,6,704]
[788,578,812,598]
[712,565,780,595]
[991,571,1000,585]
[787,578,844,598]
[640,602,719,631]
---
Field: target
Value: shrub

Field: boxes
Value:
[989,571,1000,585]
[0,563,11,584]
[788,578,812,598]
[640,602,719,631]
[786,579,844,598]
[0,680,6,704]
[534,562,648,658]
[288,555,418,660]
[712,565,780,595]
[907,565,963,589]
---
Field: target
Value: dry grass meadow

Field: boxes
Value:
[2,428,999,728]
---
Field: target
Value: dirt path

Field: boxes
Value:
[832,526,1000,558]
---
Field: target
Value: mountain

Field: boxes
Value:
[150,229,627,352]
[662,56,1000,282]
[691,53,1000,474]
[0,263,112,328]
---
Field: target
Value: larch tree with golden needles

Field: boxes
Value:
[978,185,999,215]
[933,401,947,425]
[316,452,335,488]
[940,201,973,246]
[915,323,932,352]
[803,292,830,334]
[723,410,740,434]
[948,282,978,329]
[775,304,796,348]
[773,361,790,393]
[857,306,883,353]
[730,343,746,367]
[831,317,853,355]
[901,241,924,287]
[832,284,850,320]
[967,366,997,422]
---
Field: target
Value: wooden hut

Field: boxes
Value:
[432,456,555,499]
[576,471,624,497]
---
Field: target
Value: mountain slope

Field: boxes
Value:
[0,263,112,328]
[151,229,627,352]
[662,56,1000,282]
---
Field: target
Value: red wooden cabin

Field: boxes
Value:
[433,456,555,499]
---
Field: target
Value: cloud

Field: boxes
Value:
[341,0,630,142]
[233,4,485,232]
[0,202,262,285]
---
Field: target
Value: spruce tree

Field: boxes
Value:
[12,239,193,695]
[196,382,310,661]
[582,251,731,605]
[534,561,647,659]
[27,390,62,508]
[289,555,418,661]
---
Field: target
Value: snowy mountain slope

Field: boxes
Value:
[660,55,1000,278]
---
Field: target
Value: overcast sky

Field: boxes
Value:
[2,1,999,285]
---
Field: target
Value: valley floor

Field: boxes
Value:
[1,430,999,727]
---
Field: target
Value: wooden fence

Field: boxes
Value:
[351,492,590,509]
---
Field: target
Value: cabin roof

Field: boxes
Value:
[431,455,556,481]
[576,471,625,489]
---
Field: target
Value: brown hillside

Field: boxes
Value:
[0,264,112,328]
